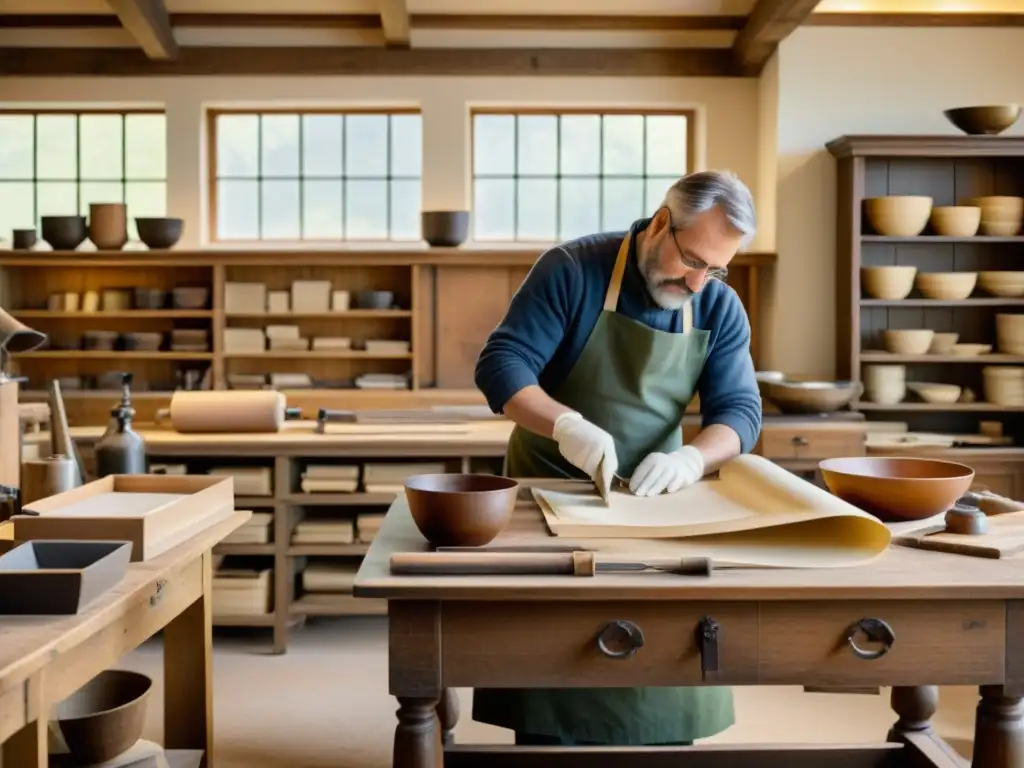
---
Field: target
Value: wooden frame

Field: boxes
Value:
[0,108,166,237]
[205,107,423,246]
[469,107,697,244]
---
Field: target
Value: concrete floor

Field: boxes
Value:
[118,617,979,767]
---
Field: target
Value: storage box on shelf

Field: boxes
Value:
[828,134,1024,491]
[0,248,776,426]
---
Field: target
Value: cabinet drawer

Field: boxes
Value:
[759,600,1005,686]
[441,601,759,688]
[760,424,865,461]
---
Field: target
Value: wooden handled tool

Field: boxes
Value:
[945,490,1024,535]
[389,551,712,577]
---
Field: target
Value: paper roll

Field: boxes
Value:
[168,390,287,433]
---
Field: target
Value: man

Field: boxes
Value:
[472,169,763,747]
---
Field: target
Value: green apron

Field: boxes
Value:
[472,232,734,745]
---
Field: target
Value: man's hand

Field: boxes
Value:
[629,445,705,497]
[552,411,618,482]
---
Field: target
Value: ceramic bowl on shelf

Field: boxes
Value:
[914,271,977,300]
[819,456,975,522]
[944,104,1022,136]
[135,217,184,249]
[861,266,916,300]
[950,343,992,357]
[906,381,962,404]
[966,196,1024,237]
[404,473,519,548]
[40,215,87,251]
[996,313,1024,355]
[928,332,959,354]
[929,205,981,237]
[882,329,934,356]
[979,271,1024,298]
[864,196,932,237]
[761,380,861,414]
[421,210,469,248]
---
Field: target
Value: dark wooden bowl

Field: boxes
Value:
[944,105,1021,136]
[819,456,975,522]
[40,216,87,251]
[404,473,519,547]
[55,669,152,764]
[422,210,469,247]
[136,217,184,249]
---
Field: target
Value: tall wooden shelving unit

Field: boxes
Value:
[827,135,1024,496]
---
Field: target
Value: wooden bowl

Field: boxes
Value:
[55,669,152,764]
[944,105,1021,136]
[914,271,977,300]
[979,271,1024,298]
[819,456,975,522]
[864,196,932,237]
[761,380,860,414]
[929,205,980,237]
[405,473,519,547]
[861,266,916,300]
[882,329,934,356]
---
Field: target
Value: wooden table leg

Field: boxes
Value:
[163,551,214,768]
[972,685,1024,768]
[438,688,459,746]
[394,696,442,768]
[887,686,969,766]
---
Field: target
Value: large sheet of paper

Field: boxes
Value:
[533,454,892,568]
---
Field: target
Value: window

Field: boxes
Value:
[472,110,693,242]
[210,110,422,242]
[0,110,167,243]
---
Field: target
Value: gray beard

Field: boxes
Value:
[641,254,693,310]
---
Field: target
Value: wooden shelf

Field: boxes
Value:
[862,235,1024,243]
[289,543,370,556]
[212,613,276,627]
[16,351,213,360]
[284,492,397,505]
[223,351,412,359]
[861,298,1024,307]
[214,543,275,556]
[290,594,387,617]
[12,310,213,319]
[857,403,1024,412]
[227,310,411,319]
[860,353,1024,363]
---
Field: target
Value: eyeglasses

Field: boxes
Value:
[667,216,729,284]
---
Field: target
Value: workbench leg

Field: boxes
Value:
[394,696,442,768]
[972,685,1024,768]
[164,551,214,768]
[1,718,45,768]
[438,688,460,745]
[888,686,967,766]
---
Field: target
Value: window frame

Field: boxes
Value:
[469,107,697,243]
[0,107,167,234]
[205,107,424,244]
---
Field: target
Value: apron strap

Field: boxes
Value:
[603,231,695,335]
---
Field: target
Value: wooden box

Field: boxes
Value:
[13,474,236,562]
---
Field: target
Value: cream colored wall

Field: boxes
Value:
[0,76,759,250]
[770,26,1024,379]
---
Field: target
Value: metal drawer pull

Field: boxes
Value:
[596,620,645,659]
[845,617,895,660]
[790,436,809,447]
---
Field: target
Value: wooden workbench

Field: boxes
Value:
[354,484,1024,768]
[0,510,250,768]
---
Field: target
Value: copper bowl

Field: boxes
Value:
[819,456,975,522]
[404,473,519,547]
[944,105,1021,136]
[55,669,152,764]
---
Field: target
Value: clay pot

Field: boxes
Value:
[12,229,36,250]
[422,211,470,247]
[996,313,1024,355]
[819,456,975,522]
[404,473,518,547]
[40,216,87,251]
[967,196,1024,237]
[983,366,1024,406]
[88,203,128,250]
[862,364,905,405]
[54,669,152,765]
[135,217,183,249]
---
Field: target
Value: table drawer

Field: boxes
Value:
[441,601,759,688]
[758,600,1005,686]
[759,424,865,461]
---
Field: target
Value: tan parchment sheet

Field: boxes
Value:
[533,454,892,568]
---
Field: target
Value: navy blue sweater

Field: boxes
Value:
[474,218,763,454]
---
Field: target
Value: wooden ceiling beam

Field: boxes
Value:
[379,0,410,47]
[732,0,821,75]
[805,12,1024,26]
[104,0,177,59]
[0,46,739,77]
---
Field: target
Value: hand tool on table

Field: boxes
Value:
[943,489,1024,535]
[390,550,713,577]
[896,489,1024,558]
[596,457,613,505]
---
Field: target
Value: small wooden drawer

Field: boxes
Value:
[441,601,760,688]
[759,423,866,461]
[758,600,1006,687]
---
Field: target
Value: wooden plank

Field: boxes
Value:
[0,46,738,77]
[806,12,1024,27]
[380,0,411,46]
[105,0,178,59]
[732,0,822,76]
[443,743,903,768]
[412,14,746,30]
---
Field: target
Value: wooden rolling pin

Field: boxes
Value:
[389,551,712,577]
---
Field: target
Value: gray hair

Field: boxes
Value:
[659,170,757,250]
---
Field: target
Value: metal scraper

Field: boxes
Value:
[596,456,613,505]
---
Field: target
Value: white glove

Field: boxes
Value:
[629,445,705,497]
[552,411,618,482]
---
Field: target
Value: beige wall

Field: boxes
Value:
[0,76,759,250]
[770,25,1024,379]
